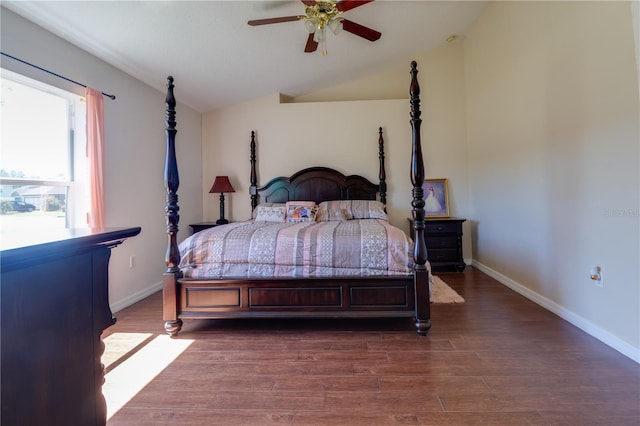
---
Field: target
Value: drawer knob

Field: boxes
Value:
[437,226,444,231]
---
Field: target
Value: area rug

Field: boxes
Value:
[431,276,465,303]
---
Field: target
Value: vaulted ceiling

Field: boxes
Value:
[3,1,487,112]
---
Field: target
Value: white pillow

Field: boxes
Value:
[254,205,286,222]
[251,202,285,219]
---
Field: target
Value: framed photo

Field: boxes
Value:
[422,178,450,218]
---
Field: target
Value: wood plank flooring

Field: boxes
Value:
[104,267,640,425]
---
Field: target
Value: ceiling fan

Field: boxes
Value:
[248,0,381,55]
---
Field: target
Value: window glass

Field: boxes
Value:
[0,70,87,233]
[1,79,70,180]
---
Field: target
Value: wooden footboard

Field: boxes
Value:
[163,272,429,336]
[164,275,421,336]
[162,61,430,336]
[178,277,415,317]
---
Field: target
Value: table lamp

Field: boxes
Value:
[209,176,235,224]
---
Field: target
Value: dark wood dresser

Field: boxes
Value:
[408,218,466,272]
[1,227,141,426]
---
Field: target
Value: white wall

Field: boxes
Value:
[1,8,203,311]
[203,43,472,259]
[464,1,639,360]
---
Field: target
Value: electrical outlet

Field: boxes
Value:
[590,266,603,287]
[129,256,136,268]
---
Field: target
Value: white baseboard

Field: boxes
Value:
[110,281,163,314]
[472,260,640,364]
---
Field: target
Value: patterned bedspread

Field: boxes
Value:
[178,219,415,279]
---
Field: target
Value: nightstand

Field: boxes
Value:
[407,217,466,272]
[189,222,221,234]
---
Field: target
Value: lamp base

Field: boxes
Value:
[216,218,229,225]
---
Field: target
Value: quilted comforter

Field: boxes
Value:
[178,219,415,279]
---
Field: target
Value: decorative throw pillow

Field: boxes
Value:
[285,200,316,209]
[285,201,317,223]
[251,202,285,219]
[254,205,286,222]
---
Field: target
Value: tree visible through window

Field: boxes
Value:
[0,69,88,232]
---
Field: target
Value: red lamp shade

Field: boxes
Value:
[209,176,235,194]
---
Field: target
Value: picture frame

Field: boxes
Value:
[422,178,450,218]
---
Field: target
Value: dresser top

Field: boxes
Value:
[1,227,141,269]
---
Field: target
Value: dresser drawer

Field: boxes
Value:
[426,236,458,249]
[425,222,459,234]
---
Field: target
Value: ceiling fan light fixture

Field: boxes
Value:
[304,18,317,33]
[327,19,343,35]
[313,27,326,42]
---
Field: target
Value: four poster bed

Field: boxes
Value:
[163,61,430,336]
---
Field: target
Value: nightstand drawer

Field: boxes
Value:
[426,236,458,249]
[427,248,459,262]
[425,222,459,234]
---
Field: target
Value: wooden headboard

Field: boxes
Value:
[257,166,379,204]
[249,128,387,210]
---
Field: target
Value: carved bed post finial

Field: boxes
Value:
[250,131,258,211]
[378,127,387,206]
[164,76,180,273]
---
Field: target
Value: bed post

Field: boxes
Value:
[250,131,258,211]
[378,127,387,205]
[409,61,431,335]
[163,76,183,336]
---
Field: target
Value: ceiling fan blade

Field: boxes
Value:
[336,0,374,12]
[300,0,316,6]
[304,33,319,52]
[248,16,301,26]
[341,19,381,42]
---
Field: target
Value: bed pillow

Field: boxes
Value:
[285,201,317,223]
[251,202,285,219]
[316,201,354,222]
[254,205,286,222]
[316,200,387,221]
[350,200,388,220]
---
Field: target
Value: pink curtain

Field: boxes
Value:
[86,88,106,228]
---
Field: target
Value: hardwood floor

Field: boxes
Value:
[104,267,640,425]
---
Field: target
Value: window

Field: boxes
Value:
[0,69,88,232]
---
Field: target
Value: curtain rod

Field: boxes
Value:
[1,51,116,100]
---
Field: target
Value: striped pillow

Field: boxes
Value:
[316,200,387,221]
